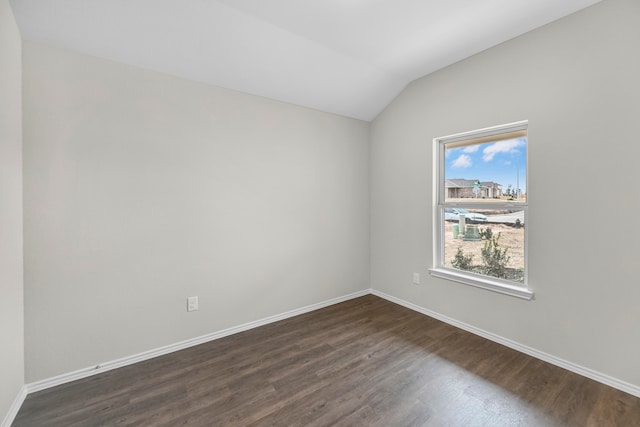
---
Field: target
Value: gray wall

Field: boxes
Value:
[371,0,640,388]
[23,42,370,382]
[0,0,24,420]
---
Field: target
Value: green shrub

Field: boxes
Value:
[452,247,474,271]
[480,233,510,279]
[479,227,493,240]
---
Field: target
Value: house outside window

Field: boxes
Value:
[430,121,532,300]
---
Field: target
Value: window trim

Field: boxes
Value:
[429,121,533,300]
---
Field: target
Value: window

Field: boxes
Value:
[430,121,532,300]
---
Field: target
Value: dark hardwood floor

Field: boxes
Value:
[14,295,640,426]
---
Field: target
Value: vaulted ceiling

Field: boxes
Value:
[10,0,601,121]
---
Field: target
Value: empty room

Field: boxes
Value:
[2,0,640,425]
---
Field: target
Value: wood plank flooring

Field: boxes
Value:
[14,295,640,426]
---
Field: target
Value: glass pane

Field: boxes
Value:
[443,208,525,284]
[444,137,526,203]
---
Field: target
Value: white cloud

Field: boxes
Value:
[463,145,480,153]
[452,154,472,168]
[483,138,525,162]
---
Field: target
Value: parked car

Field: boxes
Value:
[444,208,488,223]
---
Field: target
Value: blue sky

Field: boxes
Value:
[445,137,527,192]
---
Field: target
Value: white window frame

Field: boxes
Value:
[429,121,533,300]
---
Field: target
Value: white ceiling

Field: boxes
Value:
[10,0,601,121]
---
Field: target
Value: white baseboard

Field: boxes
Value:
[21,287,640,406]
[1,385,27,427]
[26,289,371,394]
[371,289,640,399]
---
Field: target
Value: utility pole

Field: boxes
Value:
[516,166,520,200]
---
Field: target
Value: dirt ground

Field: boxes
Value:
[443,221,525,272]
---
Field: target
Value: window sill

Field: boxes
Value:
[429,268,534,300]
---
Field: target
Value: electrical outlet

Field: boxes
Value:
[413,272,420,285]
[187,296,198,312]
